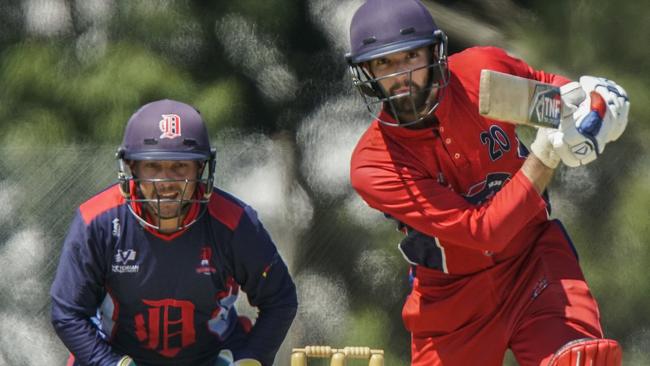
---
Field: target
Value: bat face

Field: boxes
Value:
[478,69,562,129]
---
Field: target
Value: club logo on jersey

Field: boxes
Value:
[112,249,139,273]
[463,172,512,205]
[112,218,121,238]
[159,114,182,139]
[196,246,217,275]
[134,299,196,357]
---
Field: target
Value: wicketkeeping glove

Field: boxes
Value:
[214,349,262,366]
[549,76,630,167]
[116,356,136,366]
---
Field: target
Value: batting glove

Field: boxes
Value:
[550,77,630,167]
[530,127,560,169]
[579,76,629,143]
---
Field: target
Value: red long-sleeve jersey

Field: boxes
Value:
[350,46,570,275]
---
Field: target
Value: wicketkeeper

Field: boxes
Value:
[50,100,297,366]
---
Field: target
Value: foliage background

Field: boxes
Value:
[0,0,648,365]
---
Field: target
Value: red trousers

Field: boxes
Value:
[402,221,603,366]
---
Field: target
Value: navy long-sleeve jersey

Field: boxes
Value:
[50,184,297,366]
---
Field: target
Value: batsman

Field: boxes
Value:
[346,0,629,365]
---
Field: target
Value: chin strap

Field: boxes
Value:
[204,148,217,198]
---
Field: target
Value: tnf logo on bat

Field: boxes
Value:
[529,85,561,128]
[159,114,182,139]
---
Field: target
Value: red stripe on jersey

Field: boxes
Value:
[208,192,244,231]
[79,185,125,225]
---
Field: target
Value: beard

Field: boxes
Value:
[387,81,431,118]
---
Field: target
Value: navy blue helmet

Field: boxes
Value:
[116,99,216,231]
[346,0,449,126]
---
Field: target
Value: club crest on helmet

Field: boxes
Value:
[159,114,182,139]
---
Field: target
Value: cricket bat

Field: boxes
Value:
[478,69,562,129]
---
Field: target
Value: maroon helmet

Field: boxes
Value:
[346,0,449,126]
[116,99,216,231]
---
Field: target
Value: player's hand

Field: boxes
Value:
[214,349,261,366]
[550,77,629,167]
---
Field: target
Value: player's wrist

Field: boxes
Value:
[521,154,555,194]
[530,147,559,169]
[530,128,560,169]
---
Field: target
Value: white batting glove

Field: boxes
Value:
[550,77,630,167]
[530,127,560,169]
[579,76,629,142]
